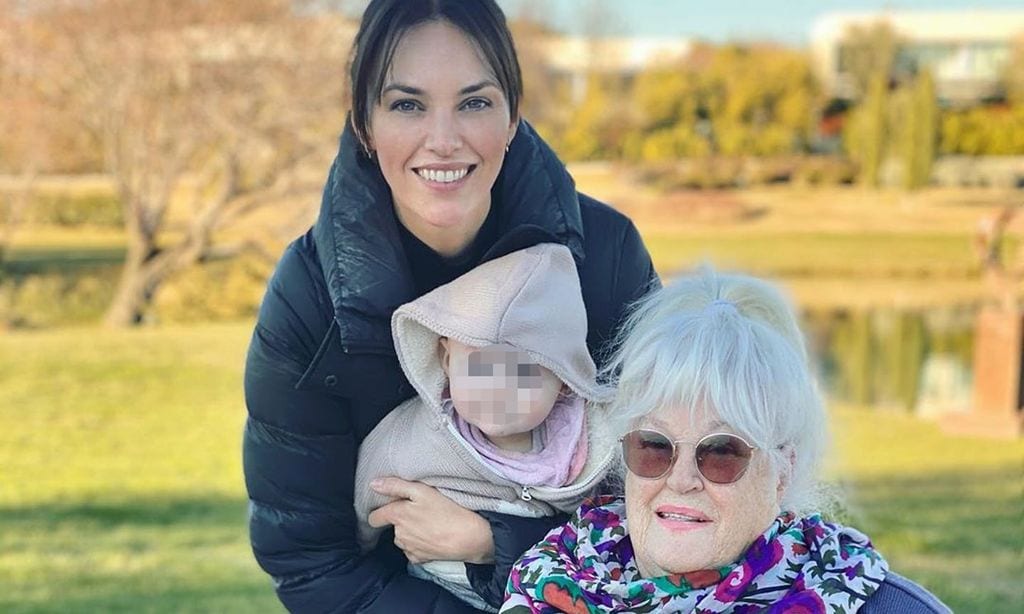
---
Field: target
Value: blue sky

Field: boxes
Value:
[496,1,1024,44]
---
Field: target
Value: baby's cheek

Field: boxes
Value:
[508,388,540,413]
[452,392,517,425]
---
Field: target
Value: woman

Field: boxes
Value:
[241,1,657,612]
[503,271,951,613]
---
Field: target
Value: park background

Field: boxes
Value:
[1,0,1022,611]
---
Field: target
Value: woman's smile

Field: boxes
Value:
[654,504,712,531]
[414,164,477,190]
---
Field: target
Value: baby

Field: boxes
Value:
[354,243,614,612]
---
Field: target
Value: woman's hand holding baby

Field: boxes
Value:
[368,477,496,565]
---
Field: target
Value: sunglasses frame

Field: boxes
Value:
[619,429,757,484]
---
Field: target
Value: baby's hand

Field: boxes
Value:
[368,477,495,565]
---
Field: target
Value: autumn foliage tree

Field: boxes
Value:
[839,22,899,187]
[619,44,819,162]
[894,70,938,189]
[939,35,1024,157]
[842,22,944,189]
[702,44,819,156]
[627,63,709,161]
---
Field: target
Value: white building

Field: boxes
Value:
[810,10,1024,104]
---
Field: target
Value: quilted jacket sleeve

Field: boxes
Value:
[609,213,660,332]
[242,237,480,614]
[575,194,660,369]
[465,512,569,608]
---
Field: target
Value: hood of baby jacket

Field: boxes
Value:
[391,242,612,412]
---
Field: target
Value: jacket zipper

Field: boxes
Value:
[443,420,615,504]
[524,450,615,501]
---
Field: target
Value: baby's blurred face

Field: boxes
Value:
[443,340,563,437]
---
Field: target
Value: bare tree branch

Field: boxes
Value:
[975,204,1022,312]
[6,0,348,325]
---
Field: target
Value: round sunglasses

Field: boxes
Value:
[620,429,756,484]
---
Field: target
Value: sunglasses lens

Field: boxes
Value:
[696,434,753,483]
[622,430,674,478]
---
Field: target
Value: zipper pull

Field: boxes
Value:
[520,485,533,501]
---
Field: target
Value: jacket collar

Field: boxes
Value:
[313,118,585,349]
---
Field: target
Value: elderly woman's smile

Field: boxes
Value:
[625,405,785,578]
[653,504,710,527]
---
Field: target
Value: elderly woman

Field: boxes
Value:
[242,0,656,611]
[502,271,950,613]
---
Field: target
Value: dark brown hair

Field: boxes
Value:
[348,0,523,153]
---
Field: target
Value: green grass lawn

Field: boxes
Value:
[0,324,280,613]
[641,230,1015,308]
[830,407,1024,611]
[1,324,1022,612]
[643,231,983,277]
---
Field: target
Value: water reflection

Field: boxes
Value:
[805,306,975,414]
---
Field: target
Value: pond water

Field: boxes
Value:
[805,306,975,415]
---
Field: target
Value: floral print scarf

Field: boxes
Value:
[502,497,888,614]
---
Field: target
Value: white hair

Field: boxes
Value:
[601,267,830,516]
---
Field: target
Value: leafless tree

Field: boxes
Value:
[0,1,45,303]
[12,0,351,325]
[838,21,900,98]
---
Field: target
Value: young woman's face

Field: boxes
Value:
[368,20,517,257]
[625,404,786,577]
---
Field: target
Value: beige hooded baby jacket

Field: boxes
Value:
[353,243,615,557]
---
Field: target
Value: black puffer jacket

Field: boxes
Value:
[242,120,658,613]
